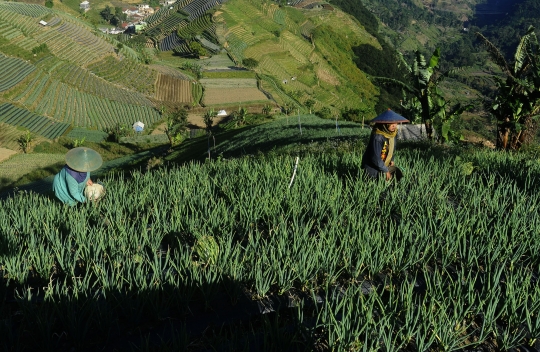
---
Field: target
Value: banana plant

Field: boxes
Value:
[372,48,458,140]
[477,26,540,149]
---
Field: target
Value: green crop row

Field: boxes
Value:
[0,103,69,139]
[0,53,36,92]
[0,2,51,18]
[65,128,109,143]
[87,56,157,96]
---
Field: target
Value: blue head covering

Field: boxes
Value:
[371,109,409,124]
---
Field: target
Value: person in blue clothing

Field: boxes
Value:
[53,147,103,206]
[361,109,409,181]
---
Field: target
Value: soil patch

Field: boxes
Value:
[188,113,227,128]
[0,148,17,163]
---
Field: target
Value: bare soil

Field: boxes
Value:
[0,148,17,163]
[203,87,269,105]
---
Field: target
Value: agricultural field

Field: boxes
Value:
[0,152,64,188]
[209,0,379,114]
[203,87,269,105]
[0,103,69,139]
[0,53,36,92]
[0,122,46,151]
[1,130,540,349]
[199,77,270,105]
[154,73,192,103]
[65,128,108,143]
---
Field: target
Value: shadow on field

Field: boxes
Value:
[1,272,312,351]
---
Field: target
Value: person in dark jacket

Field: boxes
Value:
[361,109,409,181]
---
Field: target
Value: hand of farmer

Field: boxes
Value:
[386,172,392,181]
[389,161,395,167]
[87,179,93,186]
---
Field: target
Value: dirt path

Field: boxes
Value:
[0,148,17,163]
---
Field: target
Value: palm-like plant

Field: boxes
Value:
[476,26,540,149]
[232,107,248,127]
[373,48,456,140]
[262,105,271,115]
[203,109,216,135]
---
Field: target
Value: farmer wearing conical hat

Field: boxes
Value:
[52,147,103,205]
[361,109,409,181]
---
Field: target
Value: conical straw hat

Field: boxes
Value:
[371,109,409,124]
[65,147,103,172]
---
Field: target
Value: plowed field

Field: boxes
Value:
[155,74,192,103]
[203,87,269,105]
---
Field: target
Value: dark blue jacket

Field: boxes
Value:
[361,133,394,178]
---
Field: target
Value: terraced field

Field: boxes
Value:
[155,73,192,103]
[203,87,269,105]
[0,123,45,151]
[0,103,69,139]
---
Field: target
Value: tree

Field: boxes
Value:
[203,109,216,134]
[164,108,188,146]
[45,0,53,8]
[231,106,248,127]
[316,106,332,119]
[100,6,114,23]
[189,41,207,58]
[262,104,271,115]
[304,99,315,114]
[476,26,540,149]
[17,131,34,153]
[282,103,293,115]
[242,58,259,70]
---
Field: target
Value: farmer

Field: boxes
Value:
[52,147,103,206]
[361,109,409,181]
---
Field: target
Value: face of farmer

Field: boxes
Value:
[387,123,398,132]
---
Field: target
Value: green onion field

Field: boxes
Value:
[1,135,540,350]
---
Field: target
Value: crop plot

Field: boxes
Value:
[203,87,269,105]
[1,141,540,349]
[0,53,36,92]
[154,73,192,103]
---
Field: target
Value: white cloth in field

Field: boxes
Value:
[85,183,105,201]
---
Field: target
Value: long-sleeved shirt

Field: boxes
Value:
[361,133,394,178]
[52,165,89,206]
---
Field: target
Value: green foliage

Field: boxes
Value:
[242,57,259,70]
[31,43,48,55]
[16,130,34,153]
[304,99,315,114]
[189,41,207,57]
[3,143,540,349]
[203,108,216,133]
[44,0,53,9]
[105,123,134,143]
[164,107,188,146]
[194,235,219,265]
[477,26,540,149]
[316,106,332,119]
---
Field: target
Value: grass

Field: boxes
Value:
[165,114,369,163]
[0,136,157,191]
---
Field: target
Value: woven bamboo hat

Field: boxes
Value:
[65,147,103,172]
[371,109,410,124]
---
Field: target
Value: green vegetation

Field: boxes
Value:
[2,134,540,349]
[477,26,540,150]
